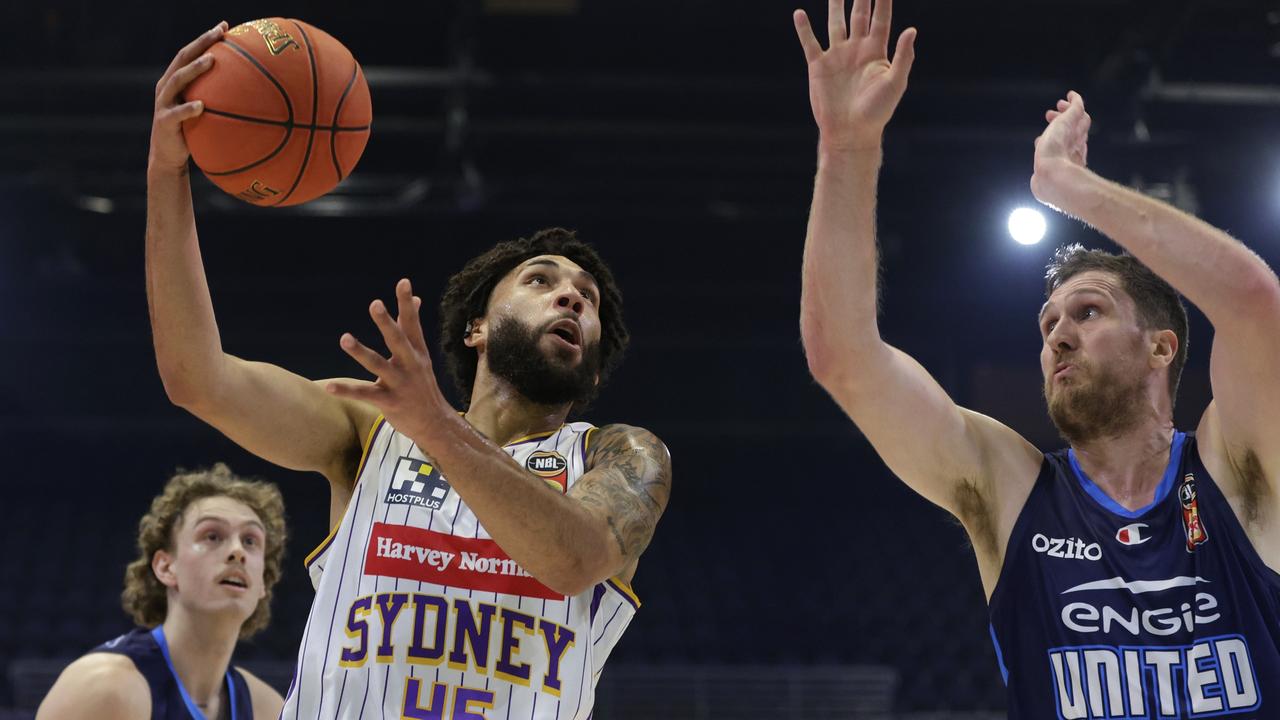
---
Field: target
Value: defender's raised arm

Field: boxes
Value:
[796,0,1040,586]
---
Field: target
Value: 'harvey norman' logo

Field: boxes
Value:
[364,522,562,600]
[385,457,450,510]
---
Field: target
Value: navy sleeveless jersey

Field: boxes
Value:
[94,627,253,720]
[989,431,1280,719]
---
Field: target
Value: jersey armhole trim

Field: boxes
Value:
[605,576,640,609]
[304,415,386,569]
[987,454,1052,607]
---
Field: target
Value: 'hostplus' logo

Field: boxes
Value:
[385,457,450,510]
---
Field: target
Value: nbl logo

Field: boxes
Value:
[526,451,569,493]
[386,457,450,510]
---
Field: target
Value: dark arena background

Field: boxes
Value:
[1,1,1278,717]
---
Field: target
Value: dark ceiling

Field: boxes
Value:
[2,0,1278,220]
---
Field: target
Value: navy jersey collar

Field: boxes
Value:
[1067,431,1186,519]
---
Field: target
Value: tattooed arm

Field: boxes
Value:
[407,414,672,596]
[568,424,673,585]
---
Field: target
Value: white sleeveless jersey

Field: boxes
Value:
[281,416,640,720]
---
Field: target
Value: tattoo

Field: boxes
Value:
[569,424,673,561]
[605,516,627,554]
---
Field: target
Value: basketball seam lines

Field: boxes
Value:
[330,64,362,181]
[202,108,369,132]
[204,39,296,178]
[274,20,320,207]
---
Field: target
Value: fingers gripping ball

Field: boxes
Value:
[182,18,372,207]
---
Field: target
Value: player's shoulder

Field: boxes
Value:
[234,665,285,720]
[584,423,669,466]
[957,407,1044,471]
[51,652,146,690]
[36,652,150,720]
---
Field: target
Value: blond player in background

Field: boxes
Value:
[37,465,286,720]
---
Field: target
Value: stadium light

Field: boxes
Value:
[1008,207,1046,245]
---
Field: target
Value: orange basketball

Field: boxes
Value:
[182,18,372,207]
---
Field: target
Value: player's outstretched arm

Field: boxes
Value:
[1031,93,1280,503]
[796,0,1040,579]
[36,654,151,720]
[328,279,671,595]
[146,25,376,489]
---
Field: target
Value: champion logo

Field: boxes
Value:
[1115,522,1151,546]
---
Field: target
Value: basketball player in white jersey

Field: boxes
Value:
[147,25,671,720]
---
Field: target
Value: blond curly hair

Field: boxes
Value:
[121,464,287,638]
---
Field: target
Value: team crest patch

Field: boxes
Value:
[1179,473,1209,552]
[386,457,451,510]
[526,450,569,493]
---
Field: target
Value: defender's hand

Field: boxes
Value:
[328,279,455,440]
[149,22,227,173]
[794,0,917,152]
[1031,91,1093,208]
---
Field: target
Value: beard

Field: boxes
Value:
[485,316,601,409]
[1044,355,1148,445]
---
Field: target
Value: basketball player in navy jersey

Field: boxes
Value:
[796,1,1280,716]
[37,465,285,720]
[145,26,670,719]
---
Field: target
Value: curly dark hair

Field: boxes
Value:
[1046,244,1189,405]
[122,464,287,639]
[439,228,629,409]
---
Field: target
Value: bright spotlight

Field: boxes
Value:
[1008,207,1046,245]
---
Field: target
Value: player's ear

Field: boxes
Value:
[1150,328,1177,370]
[462,316,486,349]
[152,549,178,589]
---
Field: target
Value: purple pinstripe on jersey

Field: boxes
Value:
[367,440,409,720]
[570,624,589,720]
[329,428,395,719]
[592,603,623,646]
[602,580,638,612]
[298,488,365,719]
[588,585,606,623]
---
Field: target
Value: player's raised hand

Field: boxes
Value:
[328,279,454,440]
[149,22,227,173]
[794,0,917,152]
[1031,91,1093,209]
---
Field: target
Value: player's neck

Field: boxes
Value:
[464,376,572,447]
[160,610,238,711]
[1070,418,1177,511]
